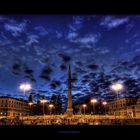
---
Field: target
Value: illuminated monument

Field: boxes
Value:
[66,64,73,117]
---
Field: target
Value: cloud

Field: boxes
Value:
[72,85,82,91]
[100,16,129,29]
[71,33,101,46]
[40,65,53,81]
[34,26,48,36]
[86,64,99,70]
[26,35,39,45]
[81,79,90,84]
[11,60,36,82]
[83,74,90,79]
[4,20,27,37]
[135,48,140,52]
[73,16,83,25]
[63,48,81,54]
[0,33,12,46]
[50,80,61,89]
[71,73,78,82]
[135,41,140,45]
[75,66,86,74]
[34,89,48,94]
[67,32,78,41]
[33,46,46,57]
[68,16,84,32]
[126,23,134,33]
[12,63,21,75]
[23,64,36,82]
[56,30,63,39]
[125,33,139,44]
[99,49,110,54]
[59,54,71,63]
[75,61,83,66]
[11,59,23,75]
[0,16,8,22]
[60,63,67,71]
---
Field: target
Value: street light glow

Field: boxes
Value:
[102,101,107,105]
[111,82,123,117]
[49,104,54,108]
[111,83,123,92]
[49,104,54,115]
[19,83,31,92]
[91,98,97,116]
[91,99,97,104]
[40,98,47,116]
[82,104,87,115]
[40,99,47,103]
[28,102,33,106]
[82,104,87,108]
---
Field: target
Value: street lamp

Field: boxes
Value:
[82,104,87,115]
[19,83,31,96]
[111,82,123,120]
[102,101,107,115]
[49,104,54,115]
[91,99,97,115]
[28,102,33,116]
[19,83,31,120]
[111,82,123,100]
[40,99,47,116]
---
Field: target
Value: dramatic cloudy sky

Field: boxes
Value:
[0,15,140,104]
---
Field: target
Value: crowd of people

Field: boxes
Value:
[0,117,140,125]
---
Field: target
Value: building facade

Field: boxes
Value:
[0,97,30,118]
[106,97,136,117]
[125,97,140,118]
[106,97,140,118]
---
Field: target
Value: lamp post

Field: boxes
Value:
[40,99,47,116]
[28,102,33,116]
[49,104,54,115]
[19,83,31,97]
[102,101,107,116]
[82,104,87,115]
[111,83,123,100]
[111,82,123,121]
[91,98,97,115]
[19,83,31,120]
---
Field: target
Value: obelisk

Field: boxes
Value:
[66,64,73,117]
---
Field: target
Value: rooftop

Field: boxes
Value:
[0,96,28,103]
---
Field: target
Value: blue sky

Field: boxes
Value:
[0,15,140,103]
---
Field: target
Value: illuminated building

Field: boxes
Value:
[125,96,140,118]
[0,96,30,118]
[106,97,136,117]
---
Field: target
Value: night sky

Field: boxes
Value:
[0,15,140,104]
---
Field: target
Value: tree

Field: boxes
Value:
[28,94,33,102]
[56,95,62,114]
[50,94,62,114]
